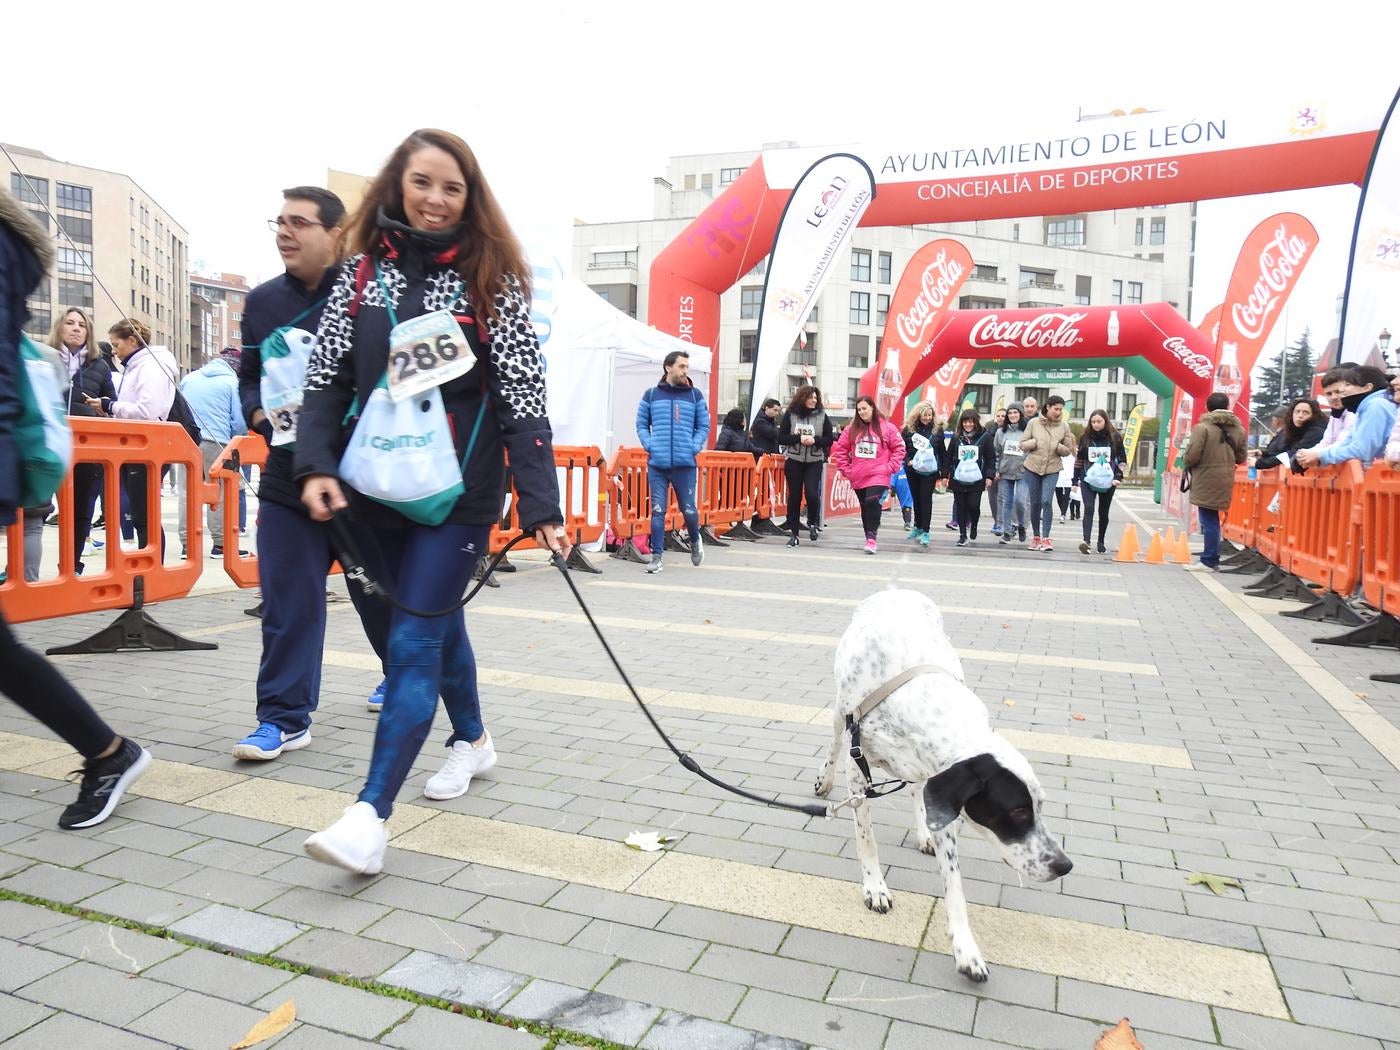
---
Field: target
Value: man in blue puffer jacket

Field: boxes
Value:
[635,350,709,574]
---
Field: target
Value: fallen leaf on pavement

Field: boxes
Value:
[1186,871,1243,895]
[704,618,713,624]
[230,1001,295,1049]
[1355,691,1369,699]
[1095,1018,1144,1050]
[1003,699,1016,707]
[624,830,676,852]
[1071,713,1086,721]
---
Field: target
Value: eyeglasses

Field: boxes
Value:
[267,216,326,233]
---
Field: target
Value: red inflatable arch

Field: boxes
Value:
[904,302,1215,402]
[647,104,1381,418]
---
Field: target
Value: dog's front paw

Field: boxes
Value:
[862,881,893,913]
[917,833,937,855]
[813,763,833,797]
[954,944,988,982]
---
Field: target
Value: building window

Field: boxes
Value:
[849,291,870,325]
[700,172,713,191]
[964,383,993,414]
[878,252,892,284]
[1134,218,1144,246]
[1111,279,1124,304]
[1045,216,1085,247]
[1019,269,1057,290]
[848,334,870,369]
[1012,223,1020,241]
[959,296,1005,309]
[1073,275,1091,306]
[10,173,47,206]
[1069,390,1086,418]
[719,167,746,184]
[737,378,751,405]
[1107,367,1120,383]
[57,248,93,275]
[1015,386,1050,408]
[851,249,871,283]
[56,183,92,212]
[847,378,861,405]
[131,289,136,306]
[972,264,1000,281]
[57,275,94,308]
[1127,281,1143,304]
[876,293,890,327]
[1107,392,1118,418]
[591,249,636,269]
[58,214,93,243]
[1150,217,1166,245]
[739,331,757,364]
[787,374,805,396]
[740,286,763,320]
[683,174,695,191]
[23,307,52,337]
[746,257,768,278]
[789,337,816,368]
[1123,393,1138,417]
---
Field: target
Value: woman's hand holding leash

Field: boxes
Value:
[303,476,348,521]
[535,524,574,564]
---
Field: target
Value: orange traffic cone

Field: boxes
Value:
[1164,525,1179,552]
[1173,531,1191,564]
[1145,531,1165,564]
[1114,524,1141,563]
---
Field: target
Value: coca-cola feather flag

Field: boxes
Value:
[866,239,972,425]
[747,154,875,422]
[1339,84,1400,366]
[1215,213,1319,424]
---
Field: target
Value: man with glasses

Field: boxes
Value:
[231,187,388,762]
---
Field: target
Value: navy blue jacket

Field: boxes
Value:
[637,380,709,469]
[0,192,52,527]
[239,266,340,512]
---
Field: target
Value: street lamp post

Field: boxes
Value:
[1380,328,1392,368]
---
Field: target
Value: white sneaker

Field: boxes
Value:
[303,801,387,875]
[424,734,498,800]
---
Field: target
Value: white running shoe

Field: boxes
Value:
[423,733,498,800]
[303,801,387,875]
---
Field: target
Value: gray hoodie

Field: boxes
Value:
[994,421,1029,480]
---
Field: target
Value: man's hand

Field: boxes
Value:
[1295,447,1321,470]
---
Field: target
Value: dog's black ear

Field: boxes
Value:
[923,754,999,833]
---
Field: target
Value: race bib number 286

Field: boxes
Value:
[386,310,476,403]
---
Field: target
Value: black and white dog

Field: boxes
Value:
[814,589,1072,981]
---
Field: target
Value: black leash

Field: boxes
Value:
[325,514,831,818]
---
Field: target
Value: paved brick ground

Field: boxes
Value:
[3,487,1400,1048]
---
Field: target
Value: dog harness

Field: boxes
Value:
[846,664,943,797]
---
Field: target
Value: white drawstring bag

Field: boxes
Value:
[260,326,317,447]
[338,378,484,526]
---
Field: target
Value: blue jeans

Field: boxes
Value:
[998,476,1025,531]
[1017,471,1058,537]
[648,465,700,554]
[254,502,388,733]
[1198,507,1221,568]
[358,522,490,818]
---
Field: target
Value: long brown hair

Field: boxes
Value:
[787,385,822,416]
[48,307,99,362]
[346,129,530,320]
[850,395,884,436]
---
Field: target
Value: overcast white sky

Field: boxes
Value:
[7,0,1398,373]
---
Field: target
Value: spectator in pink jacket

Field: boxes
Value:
[831,395,904,555]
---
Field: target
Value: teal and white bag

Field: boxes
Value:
[338,379,485,527]
[16,335,73,506]
[260,326,317,448]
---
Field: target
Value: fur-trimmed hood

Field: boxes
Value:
[0,188,54,276]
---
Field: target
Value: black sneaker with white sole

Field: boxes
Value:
[690,534,704,567]
[644,554,664,574]
[58,737,151,829]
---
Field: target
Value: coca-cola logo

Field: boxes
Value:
[826,472,861,514]
[1230,223,1310,340]
[968,312,1086,351]
[894,250,965,348]
[1162,336,1213,378]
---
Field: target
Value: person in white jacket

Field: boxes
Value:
[86,318,176,553]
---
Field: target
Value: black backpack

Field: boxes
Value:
[166,388,203,446]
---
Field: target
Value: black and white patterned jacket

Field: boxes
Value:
[294,247,562,532]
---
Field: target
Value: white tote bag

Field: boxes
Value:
[339,381,482,526]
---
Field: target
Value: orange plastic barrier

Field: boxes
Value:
[606,446,682,544]
[1361,463,1400,617]
[754,454,788,522]
[697,451,756,529]
[1279,462,1364,595]
[1253,467,1285,566]
[0,419,210,625]
[491,446,607,554]
[1222,466,1257,548]
[209,434,275,589]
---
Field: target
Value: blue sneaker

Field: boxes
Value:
[232,723,310,761]
[367,679,386,713]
